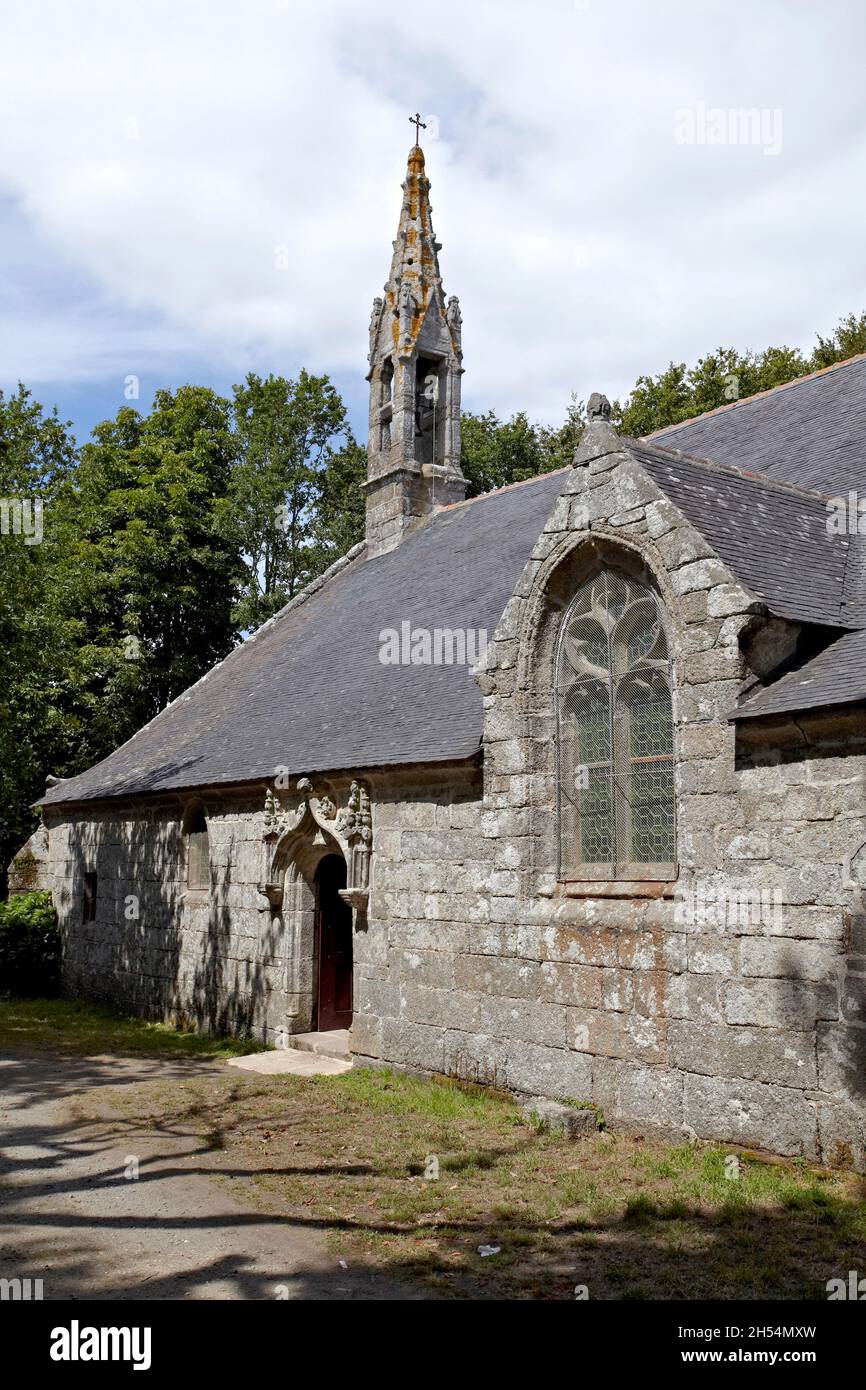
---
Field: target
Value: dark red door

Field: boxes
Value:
[314,854,353,1030]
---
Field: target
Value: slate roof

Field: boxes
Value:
[649,354,866,494]
[41,358,866,808]
[628,439,858,628]
[732,627,866,720]
[41,469,568,807]
[644,355,866,717]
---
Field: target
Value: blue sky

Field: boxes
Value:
[1,0,865,449]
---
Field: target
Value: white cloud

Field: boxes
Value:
[1,0,864,425]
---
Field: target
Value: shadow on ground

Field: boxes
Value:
[2,1051,865,1300]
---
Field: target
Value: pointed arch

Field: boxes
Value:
[556,567,676,879]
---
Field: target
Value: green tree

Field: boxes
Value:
[52,385,242,764]
[308,436,366,573]
[220,371,350,629]
[538,396,585,471]
[460,399,585,498]
[812,311,866,368]
[0,386,77,883]
[614,312,865,437]
[460,410,544,497]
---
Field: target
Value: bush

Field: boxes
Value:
[0,892,61,996]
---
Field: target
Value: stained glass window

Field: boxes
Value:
[556,570,676,877]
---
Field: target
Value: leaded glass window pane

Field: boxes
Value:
[556,569,676,877]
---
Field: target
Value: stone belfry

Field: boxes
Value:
[364,132,466,555]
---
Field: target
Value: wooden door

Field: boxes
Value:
[314,854,353,1030]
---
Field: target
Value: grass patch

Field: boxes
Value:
[0,997,264,1059]
[69,1062,866,1300]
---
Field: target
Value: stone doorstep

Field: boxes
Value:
[226,1049,352,1077]
[288,1029,351,1060]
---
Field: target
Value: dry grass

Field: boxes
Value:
[0,997,264,1059]
[91,1065,866,1300]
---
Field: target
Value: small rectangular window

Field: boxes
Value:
[187,831,209,891]
[83,871,97,923]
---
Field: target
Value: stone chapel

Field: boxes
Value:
[17,141,866,1167]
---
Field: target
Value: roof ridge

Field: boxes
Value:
[645,352,866,441]
[630,435,840,504]
[437,463,572,513]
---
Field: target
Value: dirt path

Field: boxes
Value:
[0,1050,418,1300]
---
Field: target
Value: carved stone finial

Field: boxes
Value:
[573,392,619,468]
[587,392,612,422]
[398,281,418,347]
[296,776,313,796]
[446,295,462,350]
[368,297,383,359]
[263,785,283,837]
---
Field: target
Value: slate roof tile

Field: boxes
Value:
[42,469,568,806]
[732,627,866,720]
[629,439,856,628]
[648,354,866,494]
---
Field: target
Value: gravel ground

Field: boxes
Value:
[0,1050,418,1300]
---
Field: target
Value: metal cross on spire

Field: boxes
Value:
[409,112,427,145]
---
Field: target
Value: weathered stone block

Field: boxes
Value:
[400,983,480,1032]
[455,955,541,999]
[739,938,842,983]
[521,1096,597,1136]
[539,961,603,1008]
[507,1041,593,1099]
[381,1018,445,1072]
[592,1058,684,1132]
[683,1073,819,1157]
[669,1019,817,1087]
[816,1021,866,1097]
[477,995,567,1048]
[567,1007,664,1063]
[724,977,837,1029]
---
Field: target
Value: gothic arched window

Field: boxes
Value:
[184,805,210,891]
[556,569,676,879]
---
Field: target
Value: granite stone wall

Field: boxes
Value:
[41,436,866,1168]
[354,438,866,1168]
[43,793,292,1037]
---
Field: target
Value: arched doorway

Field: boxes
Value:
[313,854,353,1030]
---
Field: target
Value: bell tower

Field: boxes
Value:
[364,134,466,556]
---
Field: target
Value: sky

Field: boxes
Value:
[0,0,864,447]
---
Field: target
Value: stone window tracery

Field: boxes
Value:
[556,568,676,879]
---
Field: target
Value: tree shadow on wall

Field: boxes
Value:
[61,792,281,1044]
